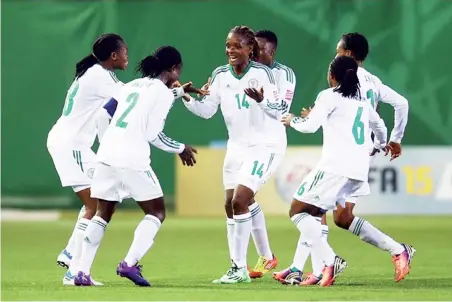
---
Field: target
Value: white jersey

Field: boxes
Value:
[358,67,408,143]
[271,61,296,111]
[184,61,287,152]
[290,88,387,181]
[97,78,174,171]
[47,64,122,149]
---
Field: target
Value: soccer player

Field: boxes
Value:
[47,33,128,285]
[182,26,287,284]
[281,55,389,286]
[74,46,204,286]
[275,32,414,285]
[243,29,296,279]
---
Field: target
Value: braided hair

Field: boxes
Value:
[229,26,259,61]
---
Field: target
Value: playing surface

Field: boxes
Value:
[2,213,452,301]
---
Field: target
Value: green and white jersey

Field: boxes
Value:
[184,61,287,152]
[271,61,296,109]
[97,78,174,171]
[358,67,408,144]
[47,64,122,149]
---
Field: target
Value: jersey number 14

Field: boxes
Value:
[116,93,139,129]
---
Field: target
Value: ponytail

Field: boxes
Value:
[136,46,182,78]
[75,54,98,79]
[136,55,162,78]
[330,56,360,99]
[334,68,360,98]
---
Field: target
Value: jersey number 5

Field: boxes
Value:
[62,82,79,116]
[352,107,365,145]
[116,92,139,129]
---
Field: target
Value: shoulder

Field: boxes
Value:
[273,62,296,84]
[250,61,276,84]
[86,64,120,84]
[358,67,382,85]
[210,64,229,82]
[315,87,335,102]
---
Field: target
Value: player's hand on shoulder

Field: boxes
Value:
[281,113,295,127]
[244,87,264,103]
[388,141,402,161]
[178,145,198,167]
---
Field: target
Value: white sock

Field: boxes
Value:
[68,217,90,274]
[232,212,252,268]
[291,213,336,266]
[64,206,86,255]
[226,218,235,260]
[249,203,273,260]
[349,217,404,255]
[311,225,328,277]
[79,216,108,274]
[290,233,311,271]
[124,215,161,266]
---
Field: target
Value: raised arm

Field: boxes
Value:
[377,82,409,143]
[288,91,333,133]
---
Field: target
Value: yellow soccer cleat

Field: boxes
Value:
[248,254,278,279]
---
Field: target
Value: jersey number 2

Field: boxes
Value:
[116,92,139,129]
[352,107,365,145]
[62,82,79,116]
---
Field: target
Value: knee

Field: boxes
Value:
[95,201,116,223]
[148,209,166,223]
[84,207,96,220]
[334,209,354,230]
[232,194,250,213]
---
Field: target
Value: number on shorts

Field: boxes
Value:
[352,107,365,145]
[235,93,250,109]
[366,89,377,108]
[62,82,79,116]
[116,92,139,129]
[297,182,307,195]
[251,160,264,178]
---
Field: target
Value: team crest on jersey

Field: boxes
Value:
[248,78,259,88]
[87,168,95,179]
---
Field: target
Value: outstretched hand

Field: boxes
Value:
[281,113,295,127]
[179,145,198,166]
[244,87,264,103]
[181,82,209,96]
[370,144,393,157]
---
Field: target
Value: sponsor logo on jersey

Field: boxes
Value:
[248,78,259,88]
[285,90,294,101]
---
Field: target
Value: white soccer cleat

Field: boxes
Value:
[57,249,72,269]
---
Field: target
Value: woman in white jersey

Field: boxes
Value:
[74,46,205,286]
[280,56,389,286]
[181,26,286,284]
[46,33,128,284]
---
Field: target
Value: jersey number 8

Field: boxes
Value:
[62,82,79,116]
[116,93,139,129]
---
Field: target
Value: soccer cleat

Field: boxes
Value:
[248,254,278,279]
[318,256,347,287]
[74,272,95,286]
[116,261,151,287]
[212,261,251,284]
[392,244,416,282]
[57,249,72,269]
[63,270,104,286]
[300,274,321,286]
[272,267,302,285]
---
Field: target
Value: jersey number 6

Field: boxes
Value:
[352,107,365,145]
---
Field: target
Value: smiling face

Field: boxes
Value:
[225,32,253,66]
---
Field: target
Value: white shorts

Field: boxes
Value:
[48,147,97,192]
[90,163,163,202]
[293,169,364,211]
[346,154,376,204]
[223,145,283,194]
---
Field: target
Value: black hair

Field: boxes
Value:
[136,46,182,78]
[341,32,369,62]
[75,33,125,79]
[229,26,259,61]
[330,56,361,99]
[255,29,278,48]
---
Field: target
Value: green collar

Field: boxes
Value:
[229,61,253,79]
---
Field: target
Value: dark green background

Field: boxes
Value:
[2,0,451,207]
